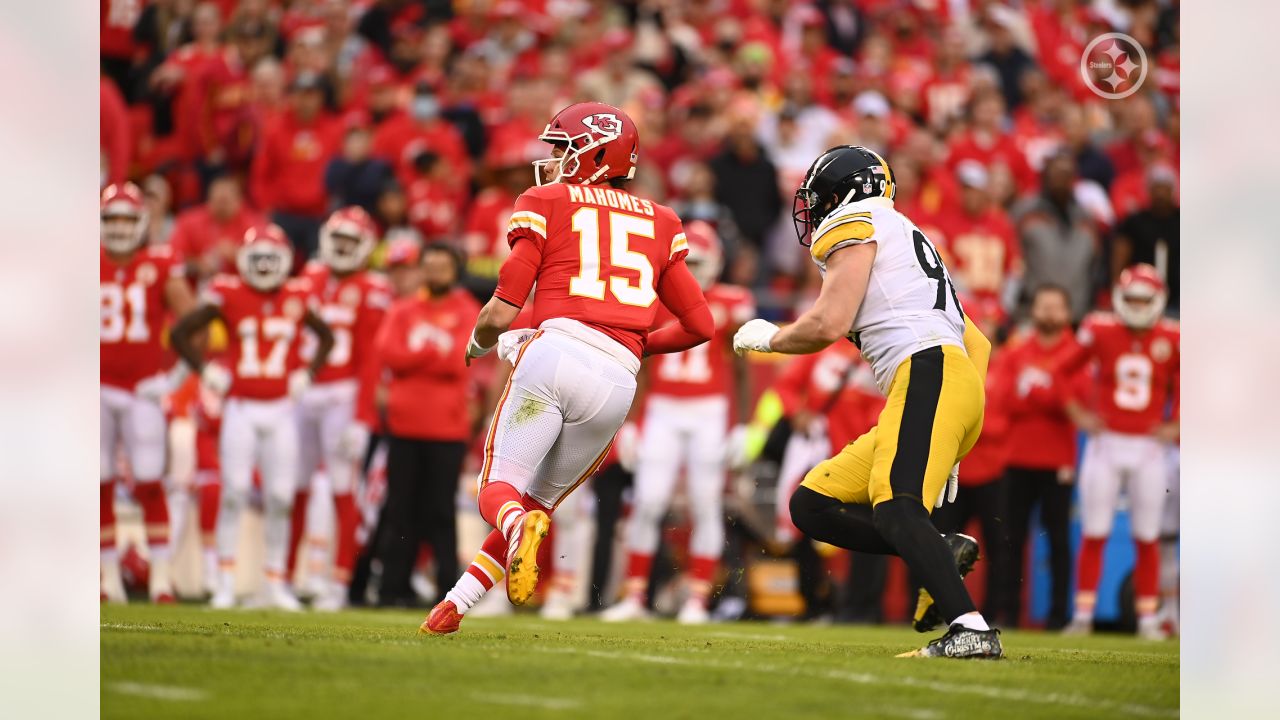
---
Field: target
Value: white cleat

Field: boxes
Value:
[264,580,304,612]
[1062,617,1093,636]
[540,592,576,621]
[601,596,650,623]
[312,582,348,613]
[1137,617,1168,641]
[210,585,236,610]
[410,570,437,604]
[676,599,711,625]
[102,562,128,604]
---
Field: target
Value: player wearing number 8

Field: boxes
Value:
[100,182,199,604]
[421,102,714,635]
[169,224,335,610]
[1057,264,1179,640]
[732,145,1002,658]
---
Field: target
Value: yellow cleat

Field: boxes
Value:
[506,510,551,606]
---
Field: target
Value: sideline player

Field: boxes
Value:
[170,225,334,610]
[733,146,1002,658]
[1059,264,1179,640]
[292,206,390,611]
[602,221,754,624]
[100,182,197,603]
[420,102,714,634]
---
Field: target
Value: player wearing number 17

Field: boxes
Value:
[169,224,335,610]
[733,146,1002,658]
[421,102,714,635]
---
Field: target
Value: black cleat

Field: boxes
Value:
[912,533,981,633]
[898,623,1004,659]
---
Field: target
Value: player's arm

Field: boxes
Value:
[466,237,539,364]
[764,243,875,355]
[170,303,222,373]
[302,308,335,378]
[645,260,713,355]
[163,272,198,318]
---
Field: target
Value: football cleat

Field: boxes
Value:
[263,580,303,612]
[898,623,1003,659]
[676,599,711,625]
[419,600,463,635]
[505,510,551,606]
[1137,616,1168,641]
[312,581,348,613]
[600,596,650,623]
[539,591,576,621]
[913,533,981,633]
[1062,617,1094,636]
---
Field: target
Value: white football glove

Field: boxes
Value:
[496,328,538,365]
[724,424,751,469]
[338,422,371,463]
[465,330,495,365]
[614,422,641,473]
[200,362,232,397]
[935,464,960,508]
[733,319,781,356]
[288,369,313,399]
[134,364,190,404]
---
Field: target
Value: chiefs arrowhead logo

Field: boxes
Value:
[582,113,622,136]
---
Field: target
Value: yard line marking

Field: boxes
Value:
[107,682,208,702]
[531,647,1176,718]
[472,692,582,711]
[100,623,162,631]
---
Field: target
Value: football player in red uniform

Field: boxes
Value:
[291,207,391,611]
[170,225,335,610]
[421,102,714,634]
[100,182,198,604]
[602,221,755,624]
[1058,264,1179,640]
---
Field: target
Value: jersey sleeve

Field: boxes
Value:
[810,208,876,264]
[668,221,690,267]
[506,188,552,251]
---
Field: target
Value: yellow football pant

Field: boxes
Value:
[800,344,984,511]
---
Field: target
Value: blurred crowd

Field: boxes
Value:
[101,0,1180,630]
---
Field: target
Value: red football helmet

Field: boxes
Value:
[534,102,639,186]
[100,182,149,254]
[319,206,377,273]
[1112,263,1167,329]
[237,224,295,291]
[683,220,723,289]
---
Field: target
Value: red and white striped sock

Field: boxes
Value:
[1074,536,1107,620]
[687,555,718,606]
[621,552,653,603]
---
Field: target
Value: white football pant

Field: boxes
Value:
[296,379,361,495]
[100,385,167,481]
[1078,431,1171,542]
[218,397,299,574]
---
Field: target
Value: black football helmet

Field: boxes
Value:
[792,145,896,246]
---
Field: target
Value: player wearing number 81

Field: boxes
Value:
[169,224,335,610]
[732,145,1002,658]
[1057,264,1179,640]
[421,102,714,635]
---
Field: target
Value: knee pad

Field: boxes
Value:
[872,497,930,542]
[789,485,836,536]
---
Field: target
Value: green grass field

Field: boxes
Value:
[101,604,1177,719]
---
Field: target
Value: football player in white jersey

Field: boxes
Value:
[734,146,1001,659]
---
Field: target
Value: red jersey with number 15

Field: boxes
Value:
[101,245,185,391]
[648,283,755,399]
[496,183,690,359]
[203,275,318,400]
[1061,313,1180,435]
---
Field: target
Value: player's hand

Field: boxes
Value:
[465,330,495,367]
[733,319,780,356]
[338,422,371,462]
[134,364,190,405]
[935,464,959,508]
[200,362,232,397]
[1070,409,1104,435]
[725,424,751,469]
[496,329,537,365]
[615,422,641,473]
[1154,420,1180,444]
[288,369,313,399]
